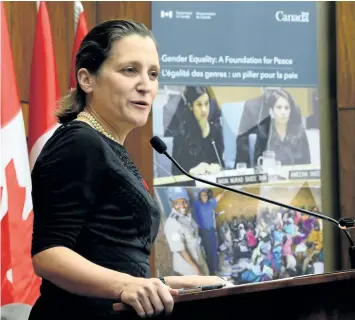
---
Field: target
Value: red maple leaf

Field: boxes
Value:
[1,160,41,305]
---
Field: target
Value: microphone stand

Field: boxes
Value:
[161,150,355,269]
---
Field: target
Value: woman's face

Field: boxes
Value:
[191,93,210,123]
[199,191,208,203]
[88,35,160,131]
[271,96,291,125]
[172,198,189,215]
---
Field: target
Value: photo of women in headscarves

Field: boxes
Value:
[171,86,225,176]
[154,184,323,284]
[236,88,311,168]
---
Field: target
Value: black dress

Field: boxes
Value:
[28,121,161,319]
[171,121,225,176]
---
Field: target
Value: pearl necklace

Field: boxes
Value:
[77,111,116,142]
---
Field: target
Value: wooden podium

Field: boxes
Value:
[117,270,355,320]
[165,270,355,320]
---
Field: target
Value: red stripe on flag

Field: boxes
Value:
[28,1,60,153]
[1,3,41,306]
[1,3,21,127]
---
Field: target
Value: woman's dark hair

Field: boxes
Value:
[263,88,303,134]
[198,188,209,201]
[56,19,157,123]
[182,86,209,108]
[179,86,210,135]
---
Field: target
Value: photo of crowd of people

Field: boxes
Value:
[154,186,324,285]
[152,85,320,186]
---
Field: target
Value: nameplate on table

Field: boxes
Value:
[288,169,320,180]
[216,174,268,186]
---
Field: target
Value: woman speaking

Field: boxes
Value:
[29,19,225,320]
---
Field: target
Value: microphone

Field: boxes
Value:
[211,139,224,169]
[150,136,355,269]
[339,218,355,230]
[153,159,179,183]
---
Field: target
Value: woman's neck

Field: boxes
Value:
[198,120,210,138]
[274,121,287,141]
[80,107,130,145]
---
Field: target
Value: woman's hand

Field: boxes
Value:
[189,162,210,175]
[189,275,234,288]
[206,163,222,174]
[188,275,226,286]
[169,275,227,289]
[114,277,179,318]
[189,163,222,175]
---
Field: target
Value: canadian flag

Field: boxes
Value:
[1,1,41,313]
[28,1,60,170]
[70,1,88,89]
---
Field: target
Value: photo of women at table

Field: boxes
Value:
[170,86,225,176]
[154,186,324,285]
[152,85,224,180]
[152,86,320,188]
[235,88,311,170]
